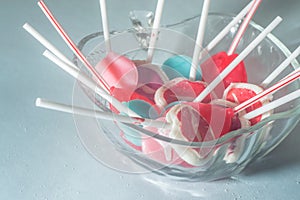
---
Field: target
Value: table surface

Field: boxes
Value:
[1,0,300,199]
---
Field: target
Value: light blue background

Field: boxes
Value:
[1,0,300,199]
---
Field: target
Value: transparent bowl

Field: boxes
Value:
[72,13,300,181]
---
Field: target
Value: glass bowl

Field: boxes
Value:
[72,13,300,181]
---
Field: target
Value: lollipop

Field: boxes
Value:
[162,55,202,80]
[164,102,234,166]
[154,77,211,109]
[194,16,282,103]
[160,0,210,81]
[210,99,250,131]
[95,51,138,101]
[200,51,247,97]
[112,0,167,116]
[210,99,251,163]
[94,0,138,101]
[224,83,272,125]
[199,0,262,97]
[120,63,168,118]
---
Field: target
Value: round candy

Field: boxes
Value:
[162,55,202,80]
[201,51,247,97]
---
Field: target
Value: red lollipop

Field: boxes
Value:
[154,77,212,109]
[223,83,272,125]
[200,0,262,98]
[201,51,247,97]
[164,102,234,166]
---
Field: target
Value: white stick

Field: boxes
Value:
[190,0,211,81]
[261,45,300,87]
[227,0,262,55]
[36,98,169,128]
[43,50,139,118]
[194,16,282,102]
[243,89,300,120]
[38,0,110,92]
[23,23,78,70]
[201,0,255,56]
[99,0,111,53]
[146,0,165,63]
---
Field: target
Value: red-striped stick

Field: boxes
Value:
[227,0,262,55]
[38,0,110,92]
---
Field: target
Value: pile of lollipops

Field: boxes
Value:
[24,0,300,167]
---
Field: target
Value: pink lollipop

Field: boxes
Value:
[95,0,138,101]
[95,52,138,101]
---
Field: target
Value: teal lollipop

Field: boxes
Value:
[162,55,202,80]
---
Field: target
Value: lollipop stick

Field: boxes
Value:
[227,0,262,55]
[234,69,300,113]
[99,0,111,53]
[261,45,300,87]
[190,0,211,81]
[146,0,165,63]
[42,50,139,118]
[36,98,169,128]
[38,0,110,92]
[23,23,78,70]
[243,89,300,120]
[194,16,282,102]
[201,0,255,57]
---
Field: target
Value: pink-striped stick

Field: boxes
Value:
[227,0,262,55]
[234,69,300,113]
[38,0,110,92]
